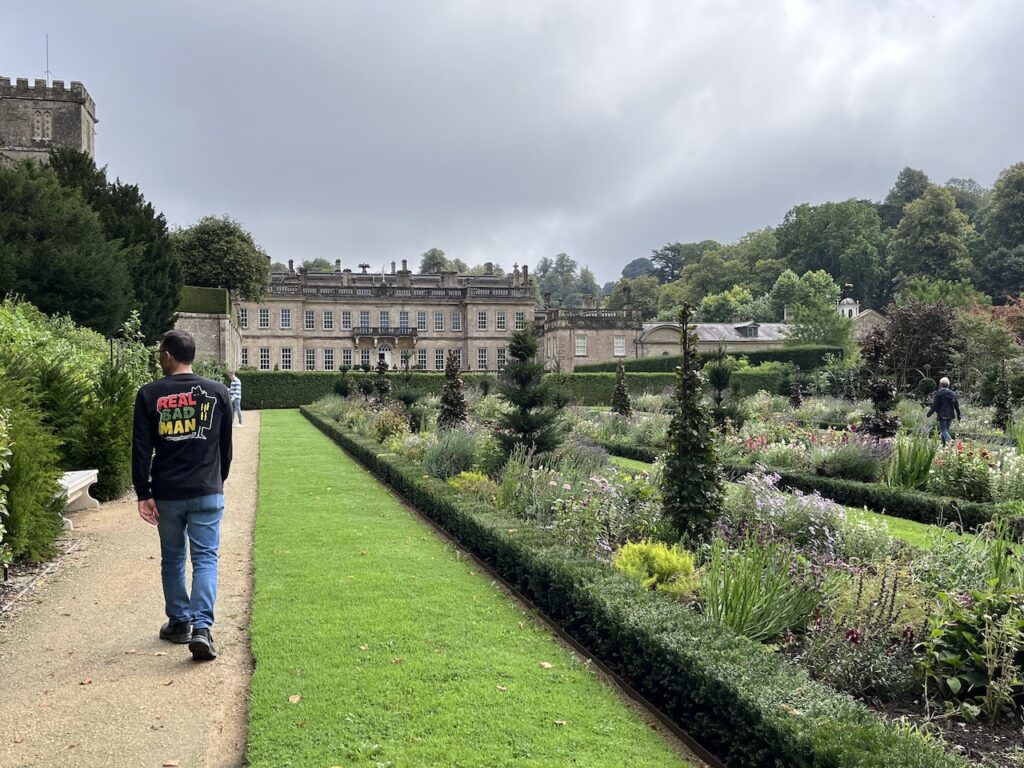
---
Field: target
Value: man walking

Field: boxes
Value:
[228,370,243,426]
[132,330,233,661]
[926,376,961,447]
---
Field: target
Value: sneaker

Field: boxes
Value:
[158,620,192,644]
[188,627,218,661]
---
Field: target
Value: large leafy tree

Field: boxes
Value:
[883,299,956,392]
[621,257,655,279]
[944,177,990,227]
[301,257,334,272]
[418,247,449,273]
[0,161,131,335]
[604,276,660,319]
[49,148,182,342]
[535,253,599,308]
[976,162,1024,301]
[767,269,840,320]
[879,166,931,229]
[172,215,270,301]
[662,303,721,542]
[896,277,990,310]
[698,286,752,322]
[650,240,720,284]
[785,297,854,351]
[887,186,973,287]
[774,200,886,305]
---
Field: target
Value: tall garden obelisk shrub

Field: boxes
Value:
[611,361,632,416]
[496,326,561,455]
[438,350,468,430]
[993,362,1012,431]
[662,304,722,543]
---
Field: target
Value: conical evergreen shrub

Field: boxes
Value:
[662,303,722,543]
[438,350,468,430]
[611,361,632,416]
[496,326,562,455]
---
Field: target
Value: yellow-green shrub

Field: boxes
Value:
[447,471,499,503]
[612,540,697,598]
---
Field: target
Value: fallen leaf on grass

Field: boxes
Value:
[496,685,507,692]
[359,644,369,651]
[554,720,566,727]
[153,651,167,657]
[360,550,367,556]
[13,736,23,744]
[163,761,179,767]
[288,695,302,704]
[391,658,403,665]
[539,662,553,669]
[161,680,174,686]
[79,678,92,685]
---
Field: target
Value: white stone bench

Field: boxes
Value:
[58,470,99,530]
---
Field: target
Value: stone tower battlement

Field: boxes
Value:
[0,77,96,119]
[0,75,97,163]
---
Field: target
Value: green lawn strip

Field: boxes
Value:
[248,410,693,768]
[609,455,653,473]
[609,455,959,550]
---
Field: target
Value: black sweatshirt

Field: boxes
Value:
[132,373,233,501]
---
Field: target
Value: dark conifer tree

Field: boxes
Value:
[662,303,722,542]
[611,361,632,416]
[374,359,392,399]
[496,326,561,455]
[438,350,468,429]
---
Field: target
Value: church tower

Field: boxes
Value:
[0,76,97,164]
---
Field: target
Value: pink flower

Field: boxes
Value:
[844,628,863,645]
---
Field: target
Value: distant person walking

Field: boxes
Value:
[132,330,233,661]
[926,377,961,447]
[229,371,243,426]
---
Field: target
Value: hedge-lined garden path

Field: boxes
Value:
[248,410,699,767]
[0,412,260,768]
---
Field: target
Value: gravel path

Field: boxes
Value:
[0,412,260,768]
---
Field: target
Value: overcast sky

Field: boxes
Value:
[5,1,1023,282]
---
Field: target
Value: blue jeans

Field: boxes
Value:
[156,494,224,629]
[232,399,242,425]
[939,418,953,447]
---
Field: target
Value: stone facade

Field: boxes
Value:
[539,305,643,372]
[0,77,97,164]
[175,312,243,369]
[235,260,535,372]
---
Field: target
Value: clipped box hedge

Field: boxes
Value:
[300,407,966,768]
[575,345,842,373]
[178,285,229,315]
[238,371,675,409]
[729,363,790,399]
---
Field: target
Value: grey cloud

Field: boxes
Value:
[4,1,1023,282]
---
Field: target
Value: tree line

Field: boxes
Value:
[0,149,270,342]
[587,163,1024,325]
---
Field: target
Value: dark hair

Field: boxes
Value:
[161,330,196,364]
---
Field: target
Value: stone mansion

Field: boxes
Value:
[186,260,883,373]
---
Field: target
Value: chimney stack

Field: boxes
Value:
[484,262,494,275]
[401,259,408,272]
[622,285,632,311]
[522,264,529,284]
[287,259,294,273]
[390,261,396,274]
[335,259,342,272]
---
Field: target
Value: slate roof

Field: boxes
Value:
[641,322,791,342]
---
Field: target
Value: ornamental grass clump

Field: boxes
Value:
[422,429,478,480]
[699,538,838,643]
[662,304,722,543]
[886,432,938,491]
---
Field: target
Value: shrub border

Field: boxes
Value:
[593,440,1000,530]
[301,406,967,768]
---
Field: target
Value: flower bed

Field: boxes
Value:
[301,403,972,767]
